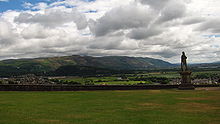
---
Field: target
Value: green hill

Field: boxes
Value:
[0,55,174,77]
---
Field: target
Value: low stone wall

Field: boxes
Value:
[0,84,178,91]
[0,84,219,91]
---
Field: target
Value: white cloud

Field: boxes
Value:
[32,2,48,10]
[22,2,34,9]
[0,21,17,47]
[0,0,220,63]
[14,8,88,29]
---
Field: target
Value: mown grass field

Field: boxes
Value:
[0,90,220,124]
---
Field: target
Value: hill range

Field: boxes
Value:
[0,55,219,77]
[0,55,173,77]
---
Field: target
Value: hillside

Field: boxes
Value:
[190,62,220,70]
[0,55,174,77]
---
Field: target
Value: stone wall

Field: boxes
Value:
[0,84,178,91]
[0,84,219,91]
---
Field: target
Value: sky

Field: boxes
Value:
[0,0,220,63]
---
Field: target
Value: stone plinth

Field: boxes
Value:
[179,71,195,90]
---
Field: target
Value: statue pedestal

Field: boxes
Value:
[179,71,195,90]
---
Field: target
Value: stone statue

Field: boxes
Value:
[179,51,194,90]
[181,52,188,71]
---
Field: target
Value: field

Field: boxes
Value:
[55,70,220,85]
[58,76,146,85]
[0,90,220,124]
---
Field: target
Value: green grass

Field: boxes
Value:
[61,76,117,82]
[147,72,180,78]
[60,77,146,85]
[94,81,144,85]
[0,90,220,124]
[140,71,220,79]
[192,71,220,77]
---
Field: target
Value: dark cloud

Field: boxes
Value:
[156,1,186,24]
[182,17,205,25]
[89,4,154,36]
[137,0,170,10]
[136,48,178,58]
[195,18,220,33]
[127,27,162,40]
[150,49,178,58]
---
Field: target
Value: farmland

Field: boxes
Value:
[53,70,220,85]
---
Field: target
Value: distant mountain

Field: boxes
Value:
[191,62,220,69]
[0,55,174,77]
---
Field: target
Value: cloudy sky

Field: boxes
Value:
[0,0,220,63]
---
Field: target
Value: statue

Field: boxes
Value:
[181,52,188,71]
[179,52,194,90]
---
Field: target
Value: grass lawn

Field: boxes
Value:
[0,90,220,124]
